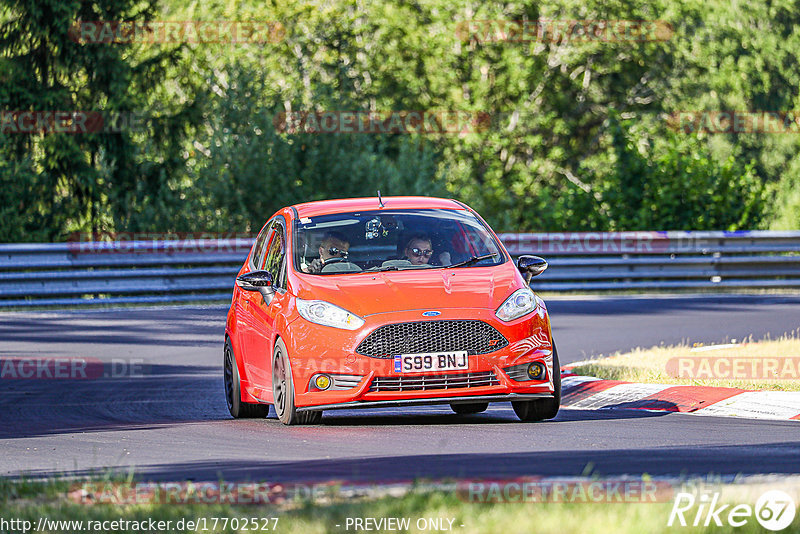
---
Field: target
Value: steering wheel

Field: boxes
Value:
[323,257,347,265]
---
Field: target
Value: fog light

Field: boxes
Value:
[314,374,331,390]
[527,362,545,380]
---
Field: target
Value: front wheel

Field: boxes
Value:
[224,338,269,418]
[512,344,561,422]
[272,338,322,425]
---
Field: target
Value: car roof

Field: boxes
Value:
[291,196,465,218]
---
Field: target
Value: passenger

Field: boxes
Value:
[403,234,433,266]
[305,231,350,273]
[402,234,450,266]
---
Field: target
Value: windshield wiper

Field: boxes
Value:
[364,265,399,273]
[445,252,499,269]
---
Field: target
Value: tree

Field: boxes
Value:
[0,0,192,240]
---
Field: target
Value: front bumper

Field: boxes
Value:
[284,307,556,409]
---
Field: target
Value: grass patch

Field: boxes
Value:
[2,477,800,534]
[570,333,800,391]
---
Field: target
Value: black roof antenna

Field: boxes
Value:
[377,190,385,208]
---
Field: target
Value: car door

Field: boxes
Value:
[237,220,274,395]
[234,220,270,383]
[241,218,290,400]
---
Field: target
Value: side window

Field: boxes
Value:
[263,223,287,289]
[251,221,272,270]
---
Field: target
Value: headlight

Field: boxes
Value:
[495,288,537,322]
[296,298,365,330]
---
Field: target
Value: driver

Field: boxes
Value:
[305,231,350,273]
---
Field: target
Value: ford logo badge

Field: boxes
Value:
[422,311,441,317]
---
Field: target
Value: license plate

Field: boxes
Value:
[394,351,469,373]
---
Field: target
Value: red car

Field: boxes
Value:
[224,196,559,424]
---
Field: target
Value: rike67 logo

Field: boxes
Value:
[669,489,796,531]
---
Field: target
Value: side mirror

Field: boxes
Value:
[517,255,548,284]
[236,271,275,304]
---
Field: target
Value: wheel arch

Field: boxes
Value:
[224,332,249,386]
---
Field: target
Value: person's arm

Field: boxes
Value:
[307,258,324,273]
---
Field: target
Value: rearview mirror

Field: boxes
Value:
[517,255,548,284]
[236,271,275,303]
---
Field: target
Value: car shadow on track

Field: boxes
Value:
[316,406,672,426]
[1,349,679,442]
[0,364,230,439]
[0,307,227,347]
[19,440,800,483]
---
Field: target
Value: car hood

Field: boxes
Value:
[291,264,523,317]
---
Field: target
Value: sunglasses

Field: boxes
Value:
[327,247,348,257]
[408,247,433,257]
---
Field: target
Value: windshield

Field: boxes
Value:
[293,209,506,275]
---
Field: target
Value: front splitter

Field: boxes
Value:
[295,393,553,412]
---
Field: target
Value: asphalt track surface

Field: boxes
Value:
[1,294,799,482]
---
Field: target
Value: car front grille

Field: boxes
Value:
[368,371,500,392]
[355,320,509,359]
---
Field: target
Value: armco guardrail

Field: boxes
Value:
[0,231,798,307]
[0,239,251,307]
[498,230,800,291]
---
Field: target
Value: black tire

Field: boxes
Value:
[512,343,561,422]
[272,338,323,425]
[224,338,269,419]
[450,402,489,415]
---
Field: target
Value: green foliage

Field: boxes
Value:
[592,114,765,230]
[0,143,49,241]
[185,64,444,232]
[1,0,798,241]
[770,161,800,230]
[0,0,192,239]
